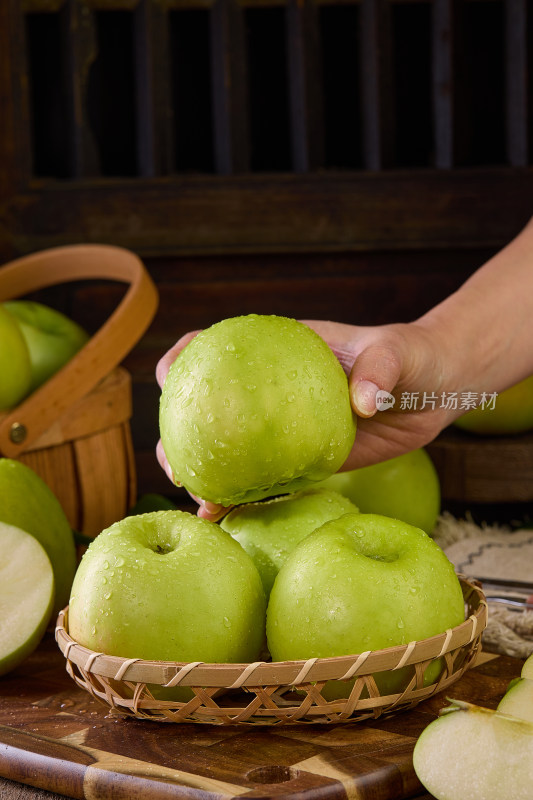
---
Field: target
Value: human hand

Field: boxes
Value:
[156,318,459,522]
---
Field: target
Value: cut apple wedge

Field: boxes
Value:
[522,651,533,680]
[413,699,533,800]
[497,676,533,723]
[0,521,54,677]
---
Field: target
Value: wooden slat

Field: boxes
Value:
[287,0,324,172]
[3,169,533,258]
[505,0,529,166]
[432,0,455,168]
[62,0,100,177]
[359,0,394,170]
[210,0,250,174]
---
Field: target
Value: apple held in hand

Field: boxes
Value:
[2,300,89,393]
[0,521,54,677]
[0,459,76,615]
[159,315,356,506]
[453,375,533,435]
[68,510,266,665]
[220,488,359,597]
[413,699,533,800]
[317,448,440,535]
[266,513,464,695]
[0,305,31,410]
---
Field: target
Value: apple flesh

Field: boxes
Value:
[0,521,54,677]
[0,459,76,615]
[317,448,440,535]
[2,301,89,393]
[220,488,359,597]
[68,510,266,666]
[266,513,464,696]
[159,314,356,506]
[413,699,533,800]
[0,305,31,410]
[453,375,533,435]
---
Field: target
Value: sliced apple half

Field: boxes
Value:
[497,676,533,723]
[413,699,533,800]
[0,521,55,677]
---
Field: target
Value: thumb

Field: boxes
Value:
[349,343,403,418]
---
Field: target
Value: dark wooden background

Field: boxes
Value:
[1,0,533,510]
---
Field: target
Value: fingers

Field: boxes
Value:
[349,343,403,418]
[156,330,201,388]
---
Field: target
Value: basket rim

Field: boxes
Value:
[55,575,487,690]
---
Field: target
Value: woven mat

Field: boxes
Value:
[433,513,533,659]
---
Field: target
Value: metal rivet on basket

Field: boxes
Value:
[9,422,27,444]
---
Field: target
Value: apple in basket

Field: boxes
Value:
[159,314,357,507]
[220,487,359,597]
[68,510,267,695]
[316,448,441,535]
[0,305,32,410]
[0,521,54,677]
[266,512,465,697]
[2,300,89,393]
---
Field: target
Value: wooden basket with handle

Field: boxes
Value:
[0,244,158,538]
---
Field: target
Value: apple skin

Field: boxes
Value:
[2,300,89,393]
[0,521,55,677]
[0,305,32,410]
[220,488,359,597]
[497,677,533,724]
[453,375,533,435]
[413,699,533,800]
[68,510,267,666]
[266,513,464,695]
[0,459,76,616]
[522,651,533,680]
[159,314,356,506]
[317,448,440,535]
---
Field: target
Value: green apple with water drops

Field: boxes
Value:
[0,458,76,616]
[159,314,356,506]
[0,521,55,677]
[266,513,464,697]
[68,510,267,670]
[221,487,358,597]
[413,699,533,800]
[317,448,440,534]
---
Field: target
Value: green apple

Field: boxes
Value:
[2,300,89,392]
[159,314,356,506]
[453,375,533,435]
[522,651,533,680]
[0,521,54,677]
[0,459,76,615]
[317,448,440,534]
[413,699,533,800]
[0,305,32,410]
[220,488,359,597]
[68,510,267,668]
[266,513,464,696]
[497,677,533,723]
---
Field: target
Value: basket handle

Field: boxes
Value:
[0,244,158,457]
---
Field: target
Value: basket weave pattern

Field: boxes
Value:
[55,576,487,725]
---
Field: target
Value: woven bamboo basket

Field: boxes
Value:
[0,244,158,538]
[55,576,487,726]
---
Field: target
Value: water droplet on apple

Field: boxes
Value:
[115,556,125,568]
[287,393,296,403]
[223,397,231,408]
[103,560,109,570]
[181,396,193,408]
[186,464,197,477]
[247,384,257,393]
[226,342,236,352]
[104,592,112,600]
[223,617,231,628]
[397,619,405,629]
[287,370,298,380]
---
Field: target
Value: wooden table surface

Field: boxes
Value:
[0,633,521,800]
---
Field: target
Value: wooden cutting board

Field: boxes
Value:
[0,633,521,800]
